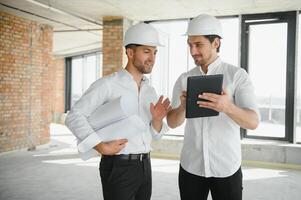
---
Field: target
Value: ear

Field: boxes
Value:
[212,38,220,50]
[126,48,134,58]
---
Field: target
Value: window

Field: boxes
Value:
[247,23,288,138]
[241,11,297,142]
[219,17,239,66]
[150,20,189,136]
[150,20,189,99]
[65,52,102,111]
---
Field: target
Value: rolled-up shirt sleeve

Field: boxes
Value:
[65,78,110,153]
[149,121,169,140]
[234,69,260,118]
[171,73,187,109]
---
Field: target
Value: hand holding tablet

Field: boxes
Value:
[186,74,224,118]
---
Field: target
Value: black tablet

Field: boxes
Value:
[186,74,224,118]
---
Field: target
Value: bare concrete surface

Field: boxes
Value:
[0,123,301,200]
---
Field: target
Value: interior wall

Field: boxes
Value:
[0,11,54,152]
[52,58,65,123]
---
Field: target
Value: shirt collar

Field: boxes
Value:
[119,69,149,84]
[199,56,222,75]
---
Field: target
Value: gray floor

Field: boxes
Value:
[0,124,301,200]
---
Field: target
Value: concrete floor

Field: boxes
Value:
[0,124,301,200]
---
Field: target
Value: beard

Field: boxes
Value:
[193,56,204,66]
[192,53,212,67]
[133,59,154,74]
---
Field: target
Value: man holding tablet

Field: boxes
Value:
[167,14,260,200]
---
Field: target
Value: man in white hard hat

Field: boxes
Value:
[167,14,260,200]
[66,23,171,200]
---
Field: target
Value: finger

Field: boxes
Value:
[198,95,217,103]
[157,95,164,104]
[162,98,170,107]
[150,103,155,113]
[182,91,187,97]
[222,88,228,95]
[166,105,172,113]
[197,101,215,108]
[164,101,171,109]
[117,143,127,151]
[199,93,219,99]
[115,138,128,145]
[113,144,126,154]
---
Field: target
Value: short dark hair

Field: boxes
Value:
[125,44,142,49]
[125,44,142,55]
[204,35,221,52]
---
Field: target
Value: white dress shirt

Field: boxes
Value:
[171,57,259,178]
[66,69,168,160]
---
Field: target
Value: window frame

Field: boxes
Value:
[240,11,298,142]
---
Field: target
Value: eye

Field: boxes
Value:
[196,43,203,48]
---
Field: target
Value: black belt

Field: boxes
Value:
[102,153,150,161]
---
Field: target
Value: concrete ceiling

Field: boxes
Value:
[1,0,301,57]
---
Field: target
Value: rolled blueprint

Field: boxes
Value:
[88,95,138,131]
[78,115,146,153]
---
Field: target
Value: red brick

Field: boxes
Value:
[103,17,125,76]
[0,11,54,153]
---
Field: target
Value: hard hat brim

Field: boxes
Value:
[123,42,164,47]
[182,32,223,38]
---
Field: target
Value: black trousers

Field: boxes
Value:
[179,165,243,200]
[99,155,152,200]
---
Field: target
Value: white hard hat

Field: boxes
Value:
[185,14,223,37]
[123,23,163,47]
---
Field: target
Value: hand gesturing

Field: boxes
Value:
[150,95,171,122]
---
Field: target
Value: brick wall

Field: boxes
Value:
[102,17,125,76]
[52,58,65,122]
[0,11,54,152]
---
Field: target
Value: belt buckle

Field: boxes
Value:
[139,154,143,161]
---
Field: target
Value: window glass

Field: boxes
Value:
[71,53,101,107]
[247,23,287,138]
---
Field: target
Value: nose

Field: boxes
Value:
[190,45,197,56]
[149,52,156,61]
